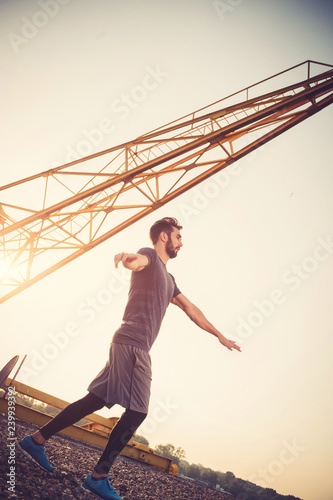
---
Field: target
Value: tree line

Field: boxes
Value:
[137,441,303,500]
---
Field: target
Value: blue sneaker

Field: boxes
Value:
[17,435,54,472]
[82,474,123,499]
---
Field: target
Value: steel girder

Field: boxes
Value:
[1,60,332,303]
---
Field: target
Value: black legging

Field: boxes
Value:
[39,392,147,474]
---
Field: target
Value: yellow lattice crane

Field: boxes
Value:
[1,60,333,303]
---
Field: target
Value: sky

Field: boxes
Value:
[1,1,333,499]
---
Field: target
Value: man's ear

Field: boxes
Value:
[160,231,168,243]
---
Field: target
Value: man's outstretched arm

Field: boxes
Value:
[114,252,149,272]
[172,293,241,352]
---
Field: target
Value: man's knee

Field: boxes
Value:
[124,409,147,427]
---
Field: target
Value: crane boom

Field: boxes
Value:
[1,60,333,303]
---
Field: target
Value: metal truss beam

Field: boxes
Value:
[1,60,332,302]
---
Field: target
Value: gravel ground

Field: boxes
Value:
[0,413,236,500]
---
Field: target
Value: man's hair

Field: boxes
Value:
[149,217,182,244]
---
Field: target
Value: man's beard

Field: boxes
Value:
[166,237,179,259]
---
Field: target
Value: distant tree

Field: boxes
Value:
[202,468,218,486]
[173,446,186,464]
[226,471,236,479]
[178,459,190,476]
[187,463,202,480]
[265,488,277,497]
[155,443,174,460]
[154,443,186,466]
[223,470,236,490]
[133,434,149,446]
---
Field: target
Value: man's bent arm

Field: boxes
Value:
[172,293,241,352]
[114,252,149,272]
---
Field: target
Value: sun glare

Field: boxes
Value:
[0,259,12,280]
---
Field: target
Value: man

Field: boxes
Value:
[18,217,240,500]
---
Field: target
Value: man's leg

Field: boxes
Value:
[95,408,147,475]
[38,391,105,440]
[18,392,105,471]
[82,409,147,499]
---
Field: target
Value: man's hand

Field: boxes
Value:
[114,253,137,269]
[114,252,148,271]
[217,335,241,352]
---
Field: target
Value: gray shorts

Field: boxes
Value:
[87,342,152,414]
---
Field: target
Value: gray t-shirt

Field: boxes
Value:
[112,247,181,352]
